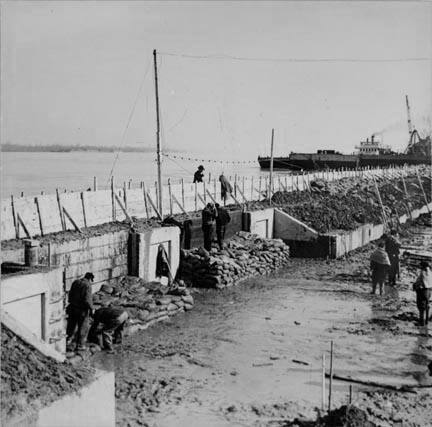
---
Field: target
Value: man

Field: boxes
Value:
[219,173,233,204]
[66,272,94,351]
[202,202,216,251]
[193,165,205,183]
[370,241,390,296]
[215,203,231,250]
[385,229,401,286]
[88,307,129,353]
[413,261,432,326]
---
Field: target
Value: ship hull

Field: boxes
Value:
[258,153,431,170]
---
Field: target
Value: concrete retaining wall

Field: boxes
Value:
[243,208,275,238]
[129,226,180,282]
[1,268,65,354]
[273,209,319,242]
[7,370,115,427]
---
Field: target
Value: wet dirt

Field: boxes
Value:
[90,223,432,426]
[1,326,95,424]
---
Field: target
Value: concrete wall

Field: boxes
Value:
[129,226,180,282]
[7,370,115,427]
[1,268,65,354]
[243,208,275,238]
[273,209,319,242]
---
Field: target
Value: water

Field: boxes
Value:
[1,152,263,197]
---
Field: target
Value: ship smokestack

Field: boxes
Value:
[371,134,375,142]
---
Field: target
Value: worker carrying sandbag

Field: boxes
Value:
[88,307,129,353]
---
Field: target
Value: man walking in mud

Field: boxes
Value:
[413,261,432,326]
[385,229,401,286]
[370,241,390,296]
[66,272,94,351]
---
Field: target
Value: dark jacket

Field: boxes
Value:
[202,206,216,228]
[193,170,204,183]
[385,235,401,257]
[68,278,93,312]
[216,207,231,227]
[93,307,127,325]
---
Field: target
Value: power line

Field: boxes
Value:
[163,152,257,165]
[159,51,430,64]
[106,59,152,183]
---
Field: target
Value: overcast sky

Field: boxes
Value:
[1,1,431,159]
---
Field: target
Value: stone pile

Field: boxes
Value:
[270,168,431,233]
[92,277,194,334]
[181,231,290,288]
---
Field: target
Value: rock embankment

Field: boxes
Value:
[92,277,194,333]
[269,168,431,233]
[181,231,290,288]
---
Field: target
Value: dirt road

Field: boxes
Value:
[92,225,432,427]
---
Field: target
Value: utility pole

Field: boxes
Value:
[153,49,163,215]
[269,128,275,203]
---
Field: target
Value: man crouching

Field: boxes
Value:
[88,307,129,353]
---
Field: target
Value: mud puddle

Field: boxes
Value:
[92,268,432,426]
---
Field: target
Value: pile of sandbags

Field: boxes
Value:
[92,277,194,333]
[181,231,290,288]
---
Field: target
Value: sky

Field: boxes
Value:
[1,1,431,159]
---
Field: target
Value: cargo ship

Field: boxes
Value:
[258,132,431,171]
[258,96,431,171]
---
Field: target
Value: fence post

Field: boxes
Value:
[194,183,198,211]
[168,178,173,215]
[111,177,116,221]
[93,176,98,191]
[181,178,185,208]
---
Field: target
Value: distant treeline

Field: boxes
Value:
[1,143,181,153]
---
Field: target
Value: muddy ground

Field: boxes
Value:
[89,221,432,426]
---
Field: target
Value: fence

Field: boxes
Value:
[0,166,417,241]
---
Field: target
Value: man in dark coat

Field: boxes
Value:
[219,173,233,204]
[385,229,401,286]
[413,261,432,326]
[66,272,94,350]
[202,203,216,251]
[215,203,231,250]
[193,165,205,183]
[370,241,390,296]
[88,307,129,352]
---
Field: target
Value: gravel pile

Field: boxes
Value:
[270,170,431,233]
[1,325,95,424]
[181,231,290,288]
[92,277,194,332]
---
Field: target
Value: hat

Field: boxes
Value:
[198,165,204,170]
[420,261,430,270]
[84,272,95,281]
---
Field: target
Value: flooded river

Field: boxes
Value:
[92,263,432,426]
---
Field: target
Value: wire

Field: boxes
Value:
[159,51,430,64]
[163,152,257,165]
[106,59,152,183]
[163,153,195,175]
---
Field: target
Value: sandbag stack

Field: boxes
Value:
[181,231,290,288]
[92,277,194,333]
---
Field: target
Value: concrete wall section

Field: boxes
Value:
[132,226,180,282]
[243,208,275,238]
[37,195,63,234]
[13,197,41,238]
[273,209,319,242]
[35,370,115,427]
[1,268,65,354]
[1,202,16,240]
[81,190,113,227]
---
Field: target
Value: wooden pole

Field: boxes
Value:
[111,176,116,221]
[328,341,334,412]
[372,174,387,229]
[56,188,66,231]
[153,49,163,216]
[11,195,18,238]
[349,385,353,404]
[194,182,198,211]
[322,353,326,411]
[80,192,87,228]
[269,128,274,203]
[63,207,82,233]
[93,176,97,191]
[416,168,431,213]
[181,178,185,208]
[35,197,44,236]
[142,182,150,219]
[168,178,173,215]
[123,181,128,210]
